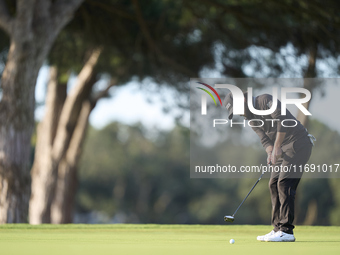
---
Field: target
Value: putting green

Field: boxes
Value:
[0,224,339,255]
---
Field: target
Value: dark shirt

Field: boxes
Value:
[248,94,307,149]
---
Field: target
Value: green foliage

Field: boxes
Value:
[47,0,340,89]
[78,119,340,225]
[78,123,193,223]
[48,0,220,88]
[299,119,340,226]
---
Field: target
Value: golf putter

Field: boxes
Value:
[224,164,270,222]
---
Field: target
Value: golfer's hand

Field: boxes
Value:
[267,153,272,165]
[265,146,273,165]
[271,147,283,164]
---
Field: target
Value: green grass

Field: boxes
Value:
[0,224,339,255]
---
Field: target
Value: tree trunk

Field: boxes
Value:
[0,39,48,223]
[50,160,78,224]
[29,48,102,224]
[51,100,92,223]
[50,73,116,223]
[296,43,318,127]
[0,0,84,223]
[29,67,67,224]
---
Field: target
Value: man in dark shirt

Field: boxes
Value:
[224,91,314,242]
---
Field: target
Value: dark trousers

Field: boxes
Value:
[269,135,313,234]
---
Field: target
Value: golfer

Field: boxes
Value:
[224,91,315,242]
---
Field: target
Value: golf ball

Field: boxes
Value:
[230,239,235,244]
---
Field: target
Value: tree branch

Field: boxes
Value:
[52,47,102,163]
[34,0,52,24]
[132,0,196,77]
[43,66,60,146]
[51,0,84,33]
[92,79,117,105]
[31,66,65,185]
[42,66,67,146]
[14,0,36,39]
[64,99,92,166]
[87,0,135,20]
[0,0,13,35]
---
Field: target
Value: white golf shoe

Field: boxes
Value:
[257,230,276,241]
[264,231,295,242]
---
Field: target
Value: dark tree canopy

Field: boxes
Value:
[46,0,340,86]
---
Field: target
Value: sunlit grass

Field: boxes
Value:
[0,224,339,255]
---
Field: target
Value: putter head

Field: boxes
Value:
[224,215,234,222]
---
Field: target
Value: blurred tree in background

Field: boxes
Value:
[0,0,340,224]
[76,119,340,226]
[0,0,84,223]
[29,0,219,224]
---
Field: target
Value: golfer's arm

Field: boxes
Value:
[265,145,273,155]
[252,127,274,149]
[274,132,286,149]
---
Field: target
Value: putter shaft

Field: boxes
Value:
[224,170,266,222]
[232,172,264,216]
